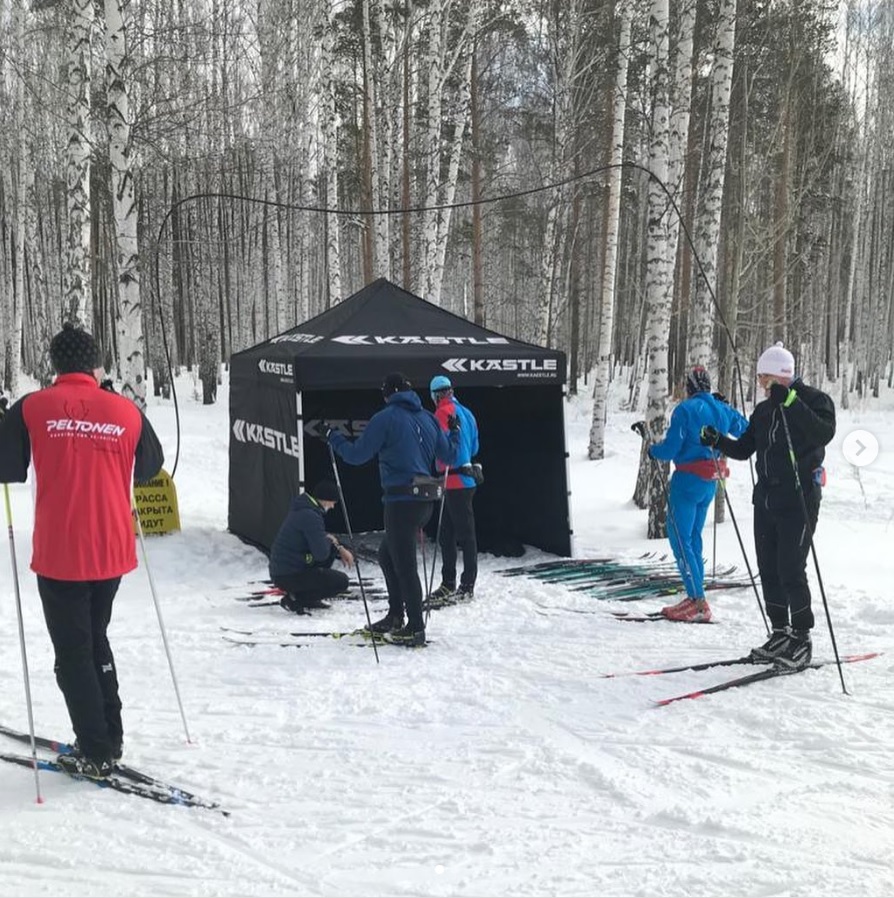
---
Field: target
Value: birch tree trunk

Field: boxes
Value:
[535,0,583,347]
[643,0,674,539]
[257,0,285,331]
[687,0,737,369]
[430,4,477,306]
[65,0,95,325]
[320,0,341,304]
[361,0,390,279]
[105,0,145,408]
[420,0,444,300]
[5,0,28,394]
[840,47,873,410]
[588,3,632,460]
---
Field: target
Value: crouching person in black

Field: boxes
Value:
[269,480,354,613]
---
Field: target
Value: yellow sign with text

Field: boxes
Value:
[133,468,181,535]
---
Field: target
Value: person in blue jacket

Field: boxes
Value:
[637,366,748,622]
[327,372,459,646]
[268,480,355,613]
[428,375,481,603]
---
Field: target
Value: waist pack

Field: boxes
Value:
[454,463,484,486]
[385,476,443,500]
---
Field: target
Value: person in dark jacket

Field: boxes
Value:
[0,323,164,778]
[327,372,459,646]
[428,375,480,603]
[268,480,354,613]
[701,342,836,668]
[644,366,748,623]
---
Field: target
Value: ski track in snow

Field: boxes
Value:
[1,375,893,897]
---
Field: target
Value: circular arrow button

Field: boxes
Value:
[842,429,879,467]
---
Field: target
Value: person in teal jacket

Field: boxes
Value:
[639,366,748,622]
[428,375,480,602]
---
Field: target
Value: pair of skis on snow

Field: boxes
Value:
[603,652,880,705]
[0,723,227,814]
[220,626,430,648]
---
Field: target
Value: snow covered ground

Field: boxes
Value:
[1,370,893,898]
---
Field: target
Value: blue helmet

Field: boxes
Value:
[429,375,452,397]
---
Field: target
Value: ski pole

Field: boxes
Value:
[133,501,194,741]
[327,443,380,663]
[418,528,429,604]
[3,483,43,803]
[424,468,450,627]
[778,406,847,694]
[708,454,769,634]
[712,502,717,580]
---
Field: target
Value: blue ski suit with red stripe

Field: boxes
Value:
[648,392,748,599]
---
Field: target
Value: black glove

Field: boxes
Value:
[319,421,333,441]
[100,378,116,393]
[447,414,460,433]
[0,395,7,420]
[711,391,728,404]
[769,382,794,407]
[700,425,721,448]
[630,420,647,439]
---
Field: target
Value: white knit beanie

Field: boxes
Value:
[756,341,795,378]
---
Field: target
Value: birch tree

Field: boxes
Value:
[589,2,632,460]
[687,0,737,369]
[320,0,342,305]
[641,0,674,539]
[105,0,145,407]
[417,0,477,306]
[65,0,95,325]
[4,0,28,394]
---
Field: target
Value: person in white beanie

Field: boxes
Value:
[700,342,835,668]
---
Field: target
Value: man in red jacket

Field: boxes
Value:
[0,323,164,778]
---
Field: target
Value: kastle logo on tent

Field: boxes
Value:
[232,418,300,458]
[441,358,559,375]
[305,419,370,438]
[269,333,323,344]
[331,335,510,346]
[258,359,293,377]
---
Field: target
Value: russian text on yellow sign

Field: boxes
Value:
[133,468,181,535]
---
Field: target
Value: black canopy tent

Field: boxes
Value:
[228,278,572,558]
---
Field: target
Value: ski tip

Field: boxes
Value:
[842,651,882,662]
[654,691,703,707]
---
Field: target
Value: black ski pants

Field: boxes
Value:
[36,575,122,763]
[272,566,349,604]
[378,500,434,631]
[439,487,477,589]
[753,492,820,632]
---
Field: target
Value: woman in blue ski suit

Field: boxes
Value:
[646,367,748,622]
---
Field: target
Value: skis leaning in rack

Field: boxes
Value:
[0,723,227,814]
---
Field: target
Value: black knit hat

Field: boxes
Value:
[685,365,711,396]
[311,480,339,503]
[50,322,99,375]
[382,372,411,397]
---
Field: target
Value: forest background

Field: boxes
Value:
[0,0,890,532]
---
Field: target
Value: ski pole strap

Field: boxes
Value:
[675,459,730,481]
